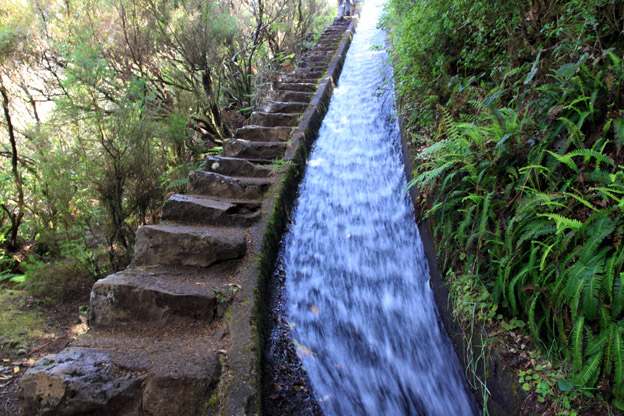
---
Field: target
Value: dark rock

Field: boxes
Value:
[223,139,288,161]
[187,170,271,200]
[275,91,315,103]
[235,126,292,142]
[162,194,261,226]
[250,112,300,127]
[88,268,230,328]
[134,223,246,268]
[203,156,272,177]
[18,348,143,416]
[277,83,317,93]
[265,101,308,114]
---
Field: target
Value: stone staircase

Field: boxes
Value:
[18,17,356,416]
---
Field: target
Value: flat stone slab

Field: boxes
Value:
[89,266,233,328]
[134,223,246,268]
[235,126,292,142]
[276,82,317,93]
[203,155,272,177]
[188,170,271,200]
[249,112,300,127]
[19,325,222,416]
[265,101,308,114]
[289,70,325,82]
[275,91,315,103]
[223,139,288,161]
[162,194,261,226]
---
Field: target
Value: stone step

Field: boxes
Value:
[188,170,271,200]
[203,155,272,177]
[223,139,288,162]
[249,111,299,127]
[289,72,325,82]
[235,126,293,142]
[162,194,261,226]
[265,101,308,114]
[304,51,333,59]
[275,91,314,103]
[276,82,317,93]
[298,60,329,69]
[89,265,235,328]
[134,223,246,268]
[19,326,222,416]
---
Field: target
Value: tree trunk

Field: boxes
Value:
[0,78,25,251]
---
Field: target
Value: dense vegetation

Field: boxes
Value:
[0,0,333,295]
[385,0,623,412]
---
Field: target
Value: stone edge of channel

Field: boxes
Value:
[396,95,529,414]
[224,17,358,416]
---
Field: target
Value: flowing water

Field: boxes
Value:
[282,1,479,415]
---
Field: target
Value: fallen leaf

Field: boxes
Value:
[310,305,320,315]
[2,359,9,363]
[13,366,20,374]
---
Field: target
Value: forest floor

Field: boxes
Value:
[0,286,90,415]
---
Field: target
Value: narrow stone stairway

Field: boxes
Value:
[18,17,355,416]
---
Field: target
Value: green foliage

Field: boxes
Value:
[387,0,624,409]
[1,0,333,275]
[21,240,107,300]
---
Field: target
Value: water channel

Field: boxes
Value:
[277,1,479,414]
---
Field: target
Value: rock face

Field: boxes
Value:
[17,15,357,416]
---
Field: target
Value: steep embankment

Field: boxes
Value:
[386,1,624,414]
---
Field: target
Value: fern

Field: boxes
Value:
[564,254,605,321]
[540,213,583,234]
[575,350,603,386]
[571,315,585,372]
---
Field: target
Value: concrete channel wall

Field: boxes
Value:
[398,115,528,415]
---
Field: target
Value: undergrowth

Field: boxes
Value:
[385,0,624,412]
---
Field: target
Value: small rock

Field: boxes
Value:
[16,349,28,357]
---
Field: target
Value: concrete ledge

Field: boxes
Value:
[223,17,357,416]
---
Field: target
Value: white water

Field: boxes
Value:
[283,1,479,415]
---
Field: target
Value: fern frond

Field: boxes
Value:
[547,150,579,173]
[576,350,603,386]
[613,273,624,318]
[571,316,585,372]
[613,329,624,390]
[540,213,583,234]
